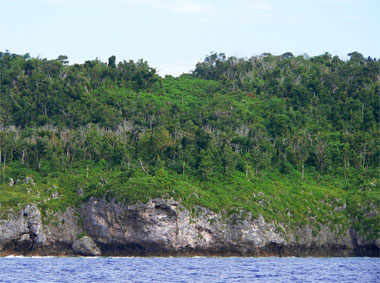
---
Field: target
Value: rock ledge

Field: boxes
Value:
[72,236,101,256]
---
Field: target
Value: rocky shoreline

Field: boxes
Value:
[0,199,379,257]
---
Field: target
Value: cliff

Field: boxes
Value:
[0,51,379,257]
[0,198,379,257]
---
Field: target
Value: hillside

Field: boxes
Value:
[0,51,379,256]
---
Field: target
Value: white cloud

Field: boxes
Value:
[339,15,367,21]
[168,1,210,14]
[45,0,69,4]
[120,0,211,15]
[313,0,363,3]
[43,0,93,5]
[247,1,273,11]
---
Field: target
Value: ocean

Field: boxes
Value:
[0,256,379,282]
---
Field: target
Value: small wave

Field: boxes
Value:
[4,255,56,258]
[107,256,135,258]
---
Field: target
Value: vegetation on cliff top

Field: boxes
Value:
[0,51,379,238]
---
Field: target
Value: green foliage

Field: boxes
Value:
[0,50,379,239]
[79,232,89,239]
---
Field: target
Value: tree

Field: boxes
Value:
[315,139,328,174]
[199,149,214,181]
[348,52,364,63]
[291,130,310,180]
[108,55,116,68]
[56,55,69,65]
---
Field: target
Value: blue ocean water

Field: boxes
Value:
[0,257,379,283]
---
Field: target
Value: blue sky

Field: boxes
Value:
[0,0,379,76]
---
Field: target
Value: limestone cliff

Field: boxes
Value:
[0,198,379,257]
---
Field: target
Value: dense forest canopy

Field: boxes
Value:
[0,50,378,175]
[0,50,379,235]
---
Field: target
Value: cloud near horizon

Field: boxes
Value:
[120,0,211,15]
[247,0,273,11]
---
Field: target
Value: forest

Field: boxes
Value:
[0,50,379,237]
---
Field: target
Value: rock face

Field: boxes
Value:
[80,198,286,256]
[0,206,81,256]
[72,236,101,256]
[0,198,379,257]
[0,204,47,254]
[0,210,29,252]
[23,204,46,245]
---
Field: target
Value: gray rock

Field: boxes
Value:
[24,177,35,186]
[0,198,379,256]
[45,208,82,245]
[79,198,286,255]
[23,204,46,246]
[334,203,347,212]
[77,188,84,196]
[18,234,31,243]
[17,234,33,248]
[51,192,59,199]
[0,204,48,253]
[72,236,101,256]
[0,211,29,252]
[34,233,47,244]
[79,198,380,256]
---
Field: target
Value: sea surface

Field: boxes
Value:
[0,256,379,283]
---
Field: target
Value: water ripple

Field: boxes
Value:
[0,257,379,283]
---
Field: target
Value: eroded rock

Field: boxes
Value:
[72,236,101,256]
[51,192,59,199]
[0,198,378,257]
[23,204,46,245]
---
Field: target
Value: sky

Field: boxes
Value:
[0,0,379,76]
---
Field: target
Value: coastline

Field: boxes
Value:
[1,198,379,258]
